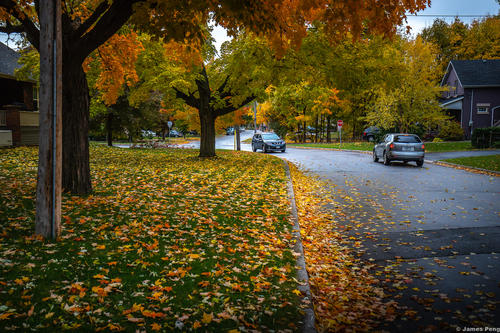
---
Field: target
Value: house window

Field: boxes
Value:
[477,107,489,114]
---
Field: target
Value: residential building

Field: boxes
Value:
[0,42,39,146]
[440,59,500,139]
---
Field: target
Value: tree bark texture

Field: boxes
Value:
[106,110,113,147]
[61,62,92,195]
[199,110,216,157]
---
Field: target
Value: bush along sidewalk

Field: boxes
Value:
[471,127,500,149]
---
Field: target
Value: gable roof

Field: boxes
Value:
[441,59,500,88]
[0,42,21,78]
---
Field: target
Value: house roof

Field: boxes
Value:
[442,59,500,88]
[0,42,21,78]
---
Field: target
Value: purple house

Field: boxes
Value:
[440,59,500,139]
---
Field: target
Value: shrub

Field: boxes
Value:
[471,127,500,148]
[438,120,464,141]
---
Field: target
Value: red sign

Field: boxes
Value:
[337,120,343,127]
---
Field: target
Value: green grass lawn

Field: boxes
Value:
[0,146,301,331]
[441,154,500,172]
[288,141,483,153]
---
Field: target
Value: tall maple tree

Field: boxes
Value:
[0,0,430,194]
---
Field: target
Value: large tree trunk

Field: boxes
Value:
[199,110,216,157]
[106,110,113,147]
[326,116,331,143]
[62,61,92,195]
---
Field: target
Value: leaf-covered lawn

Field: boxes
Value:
[441,154,500,172]
[0,146,302,331]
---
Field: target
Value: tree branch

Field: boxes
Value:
[216,75,231,95]
[172,87,200,110]
[0,23,25,34]
[75,0,144,63]
[73,1,111,39]
[216,95,255,117]
[0,0,40,50]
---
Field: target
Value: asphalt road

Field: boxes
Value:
[189,134,500,330]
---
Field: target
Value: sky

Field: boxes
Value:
[211,0,500,52]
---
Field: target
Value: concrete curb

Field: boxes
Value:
[282,161,317,333]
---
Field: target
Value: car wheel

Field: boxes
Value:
[373,150,379,162]
[416,160,424,167]
[368,135,374,142]
[262,144,267,153]
[252,144,256,152]
[281,149,286,153]
[383,151,391,165]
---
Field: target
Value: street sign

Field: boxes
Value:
[167,121,173,129]
[337,120,343,145]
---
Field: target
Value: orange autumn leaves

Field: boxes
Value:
[84,31,143,105]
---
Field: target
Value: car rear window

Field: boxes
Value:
[394,135,421,143]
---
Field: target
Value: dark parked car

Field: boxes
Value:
[252,132,286,153]
[362,126,380,141]
[226,127,234,135]
[373,133,425,167]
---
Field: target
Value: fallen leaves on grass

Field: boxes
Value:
[0,146,300,331]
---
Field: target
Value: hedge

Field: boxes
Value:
[471,127,500,148]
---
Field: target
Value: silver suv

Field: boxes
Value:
[373,133,425,167]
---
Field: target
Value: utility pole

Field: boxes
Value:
[35,0,62,239]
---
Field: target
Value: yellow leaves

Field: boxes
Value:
[201,312,213,324]
[0,312,15,320]
[187,253,200,259]
[91,286,109,297]
[151,323,162,331]
[14,277,29,285]
[292,289,302,296]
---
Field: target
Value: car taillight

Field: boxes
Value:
[421,144,425,150]
[389,143,394,149]
[363,132,366,136]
